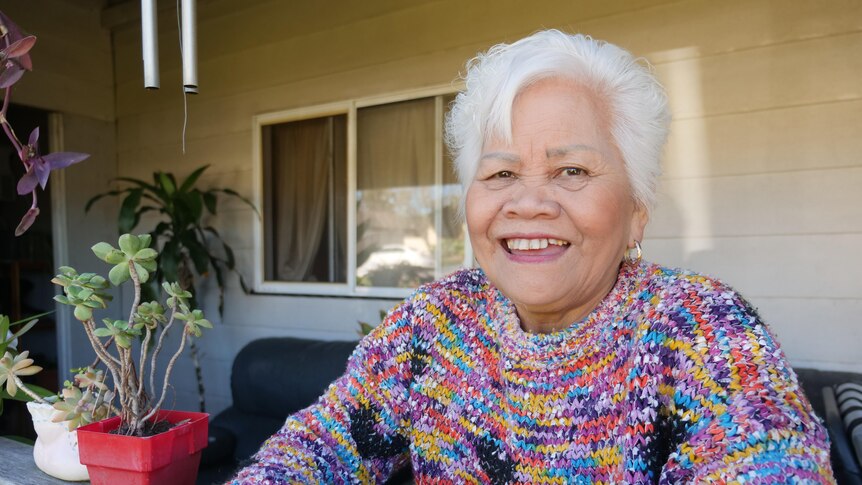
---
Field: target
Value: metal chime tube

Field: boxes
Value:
[181,0,198,94]
[141,0,159,89]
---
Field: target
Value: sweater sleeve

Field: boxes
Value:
[657,281,835,484]
[229,300,415,484]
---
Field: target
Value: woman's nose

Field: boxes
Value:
[502,179,561,219]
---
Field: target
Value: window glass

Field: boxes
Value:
[262,115,347,283]
[356,98,436,288]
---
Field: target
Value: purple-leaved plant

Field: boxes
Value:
[0,10,89,236]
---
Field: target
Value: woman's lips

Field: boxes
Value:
[501,237,570,261]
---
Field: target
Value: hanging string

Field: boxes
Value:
[176,0,188,154]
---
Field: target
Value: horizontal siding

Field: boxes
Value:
[101,0,862,416]
[651,167,862,237]
[644,234,862,299]
[2,1,114,120]
[664,99,862,178]
[756,298,862,372]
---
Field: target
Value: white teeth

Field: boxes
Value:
[505,238,569,250]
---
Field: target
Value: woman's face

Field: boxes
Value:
[465,77,647,332]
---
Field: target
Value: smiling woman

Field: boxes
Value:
[231,30,835,484]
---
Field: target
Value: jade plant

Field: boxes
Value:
[50,233,211,436]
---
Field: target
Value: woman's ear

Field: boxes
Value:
[629,203,649,246]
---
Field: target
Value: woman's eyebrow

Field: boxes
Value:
[546,144,601,158]
[479,151,520,164]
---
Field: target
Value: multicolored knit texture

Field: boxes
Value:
[231,262,834,484]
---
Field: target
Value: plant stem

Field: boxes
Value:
[127,261,142,324]
[149,301,177,394]
[142,328,187,423]
[11,375,46,404]
[136,326,152,400]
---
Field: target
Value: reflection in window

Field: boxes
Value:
[260,93,466,294]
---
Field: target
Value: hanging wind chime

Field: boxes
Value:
[141,0,197,93]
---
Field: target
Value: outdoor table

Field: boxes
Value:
[0,437,89,485]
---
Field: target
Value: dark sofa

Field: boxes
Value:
[197,337,412,485]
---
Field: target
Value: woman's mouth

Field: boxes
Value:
[505,238,570,251]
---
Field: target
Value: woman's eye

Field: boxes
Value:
[562,167,583,176]
[494,170,514,179]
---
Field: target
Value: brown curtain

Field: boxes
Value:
[270,118,333,281]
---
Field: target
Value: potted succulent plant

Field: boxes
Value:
[49,233,212,485]
[1,314,110,481]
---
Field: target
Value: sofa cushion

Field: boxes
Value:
[211,405,291,462]
[231,337,358,418]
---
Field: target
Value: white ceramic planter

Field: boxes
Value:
[25,401,90,481]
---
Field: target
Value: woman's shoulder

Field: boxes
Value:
[637,261,762,330]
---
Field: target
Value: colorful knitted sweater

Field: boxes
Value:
[231,262,834,484]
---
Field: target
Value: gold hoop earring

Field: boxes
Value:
[624,240,642,264]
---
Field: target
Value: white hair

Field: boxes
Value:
[445,30,671,213]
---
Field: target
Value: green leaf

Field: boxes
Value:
[187,191,203,221]
[118,234,142,256]
[10,319,38,341]
[134,248,158,261]
[179,165,209,193]
[182,234,210,275]
[216,188,260,218]
[114,176,158,193]
[223,242,235,269]
[109,263,131,286]
[74,305,93,321]
[92,327,111,338]
[139,233,153,249]
[84,189,127,213]
[118,189,143,233]
[160,240,180,283]
[105,249,126,265]
[202,192,217,214]
[0,315,9,341]
[139,259,157,273]
[133,262,150,283]
[53,295,70,305]
[158,172,176,195]
[91,242,117,262]
[115,334,131,349]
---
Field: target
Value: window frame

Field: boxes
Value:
[252,85,472,298]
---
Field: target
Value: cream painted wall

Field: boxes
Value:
[101,0,862,414]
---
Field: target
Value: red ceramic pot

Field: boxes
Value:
[76,410,209,485]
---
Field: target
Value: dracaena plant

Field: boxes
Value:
[0,10,89,236]
[86,164,257,413]
[51,233,211,436]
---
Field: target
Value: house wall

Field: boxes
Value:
[104,0,862,414]
[2,1,120,383]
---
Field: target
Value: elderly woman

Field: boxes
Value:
[233,30,833,483]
